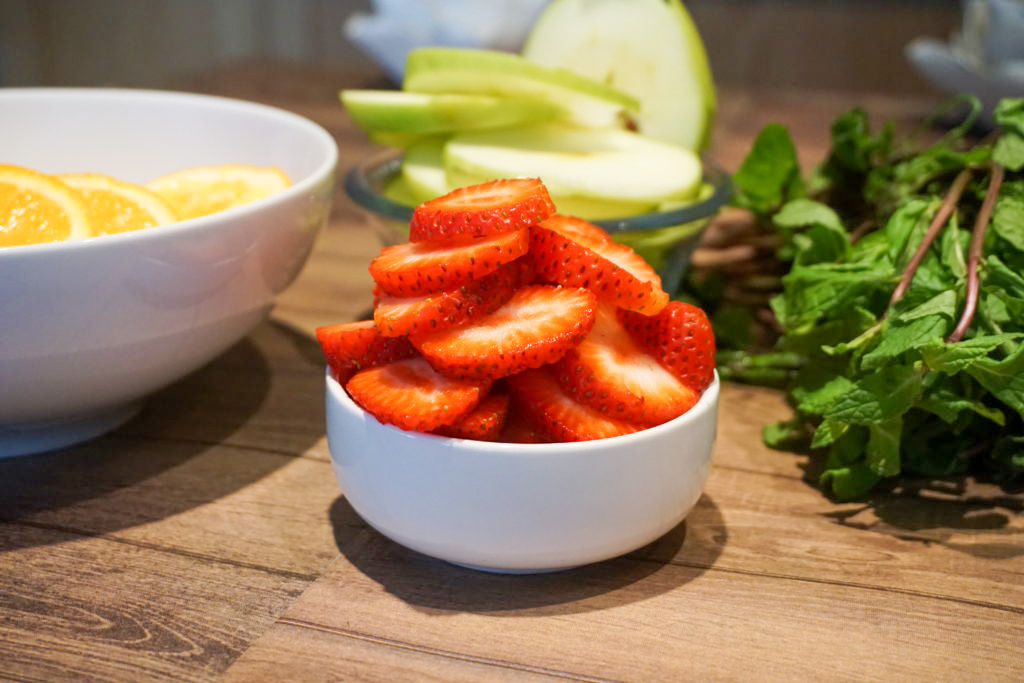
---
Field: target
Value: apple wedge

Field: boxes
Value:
[341,90,558,135]
[401,137,451,202]
[444,123,702,206]
[403,47,639,129]
[522,0,716,150]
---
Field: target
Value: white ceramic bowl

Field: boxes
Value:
[0,88,338,457]
[325,370,719,573]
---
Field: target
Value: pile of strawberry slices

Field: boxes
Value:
[316,178,715,443]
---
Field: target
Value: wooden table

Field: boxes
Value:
[2,63,1022,682]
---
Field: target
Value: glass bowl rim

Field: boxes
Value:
[344,150,732,234]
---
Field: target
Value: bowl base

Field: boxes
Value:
[0,401,142,459]
[447,560,579,574]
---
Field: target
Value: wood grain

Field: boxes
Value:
[3,63,1020,682]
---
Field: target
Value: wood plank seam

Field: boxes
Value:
[711,461,802,480]
[275,617,620,683]
[668,560,1024,615]
[104,433,326,462]
[0,519,321,583]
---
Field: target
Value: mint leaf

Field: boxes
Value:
[779,262,893,328]
[867,418,902,476]
[917,380,1006,426]
[796,375,856,415]
[965,343,1024,416]
[883,199,933,267]
[773,199,850,265]
[821,462,880,501]
[992,181,1024,251]
[824,365,923,425]
[993,98,1024,171]
[732,123,804,216]
[922,333,1024,374]
[811,418,849,448]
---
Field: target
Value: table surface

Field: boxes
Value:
[2,63,1022,682]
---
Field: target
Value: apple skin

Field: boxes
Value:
[341,90,558,136]
[522,0,716,151]
[444,123,702,205]
[403,47,638,129]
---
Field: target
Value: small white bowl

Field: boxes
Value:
[0,88,338,457]
[325,370,719,573]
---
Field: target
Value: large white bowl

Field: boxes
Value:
[0,88,338,457]
[326,370,719,573]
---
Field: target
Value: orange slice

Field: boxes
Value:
[0,164,91,247]
[146,164,292,221]
[60,173,177,236]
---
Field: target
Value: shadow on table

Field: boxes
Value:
[821,479,1024,560]
[799,456,1024,559]
[328,492,727,616]
[0,321,325,552]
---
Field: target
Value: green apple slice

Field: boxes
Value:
[401,137,452,202]
[522,0,716,150]
[341,90,557,135]
[403,47,638,129]
[444,123,702,205]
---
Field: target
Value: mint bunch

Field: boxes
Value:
[726,97,1024,501]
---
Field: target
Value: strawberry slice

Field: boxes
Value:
[618,301,716,393]
[345,357,490,432]
[410,178,556,242]
[530,215,669,315]
[370,228,528,298]
[316,320,417,382]
[434,392,510,441]
[414,285,597,381]
[554,303,698,426]
[506,368,641,442]
[373,259,522,337]
[499,409,553,444]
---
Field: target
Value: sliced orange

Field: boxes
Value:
[60,173,177,236]
[146,164,292,221]
[0,164,91,247]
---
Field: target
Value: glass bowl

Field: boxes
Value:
[344,152,732,294]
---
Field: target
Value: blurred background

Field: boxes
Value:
[0,0,962,96]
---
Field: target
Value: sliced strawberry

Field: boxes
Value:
[499,409,553,444]
[369,228,528,298]
[414,285,597,381]
[345,357,489,432]
[316,320,416,382]
[554,303,698,426]
[410,178,556,242]
[373,259,522,337]
[506,368,641,442]
[618,301,716,393]
[530,215,669,315]
[434,392,510,441]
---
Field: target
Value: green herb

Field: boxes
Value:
[721,96,1024,500]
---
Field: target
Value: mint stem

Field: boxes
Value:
[947,164,1005,344]
[889,168,973,306]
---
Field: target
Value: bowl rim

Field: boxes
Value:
[0,87,339,259]
[343,148,732,234]
[326,366,719,455]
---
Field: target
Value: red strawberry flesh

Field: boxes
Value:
[507,367,641,442]
[554,303,698,426]
[316,320,416,382]
[434,392,510,441]
[530,215,669,315]
[345,357,490,432]
[369,228,528,298]
[373,259,522,337]
[410,178,556,242]
[414,285,597,381]
[618,301,716,392]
